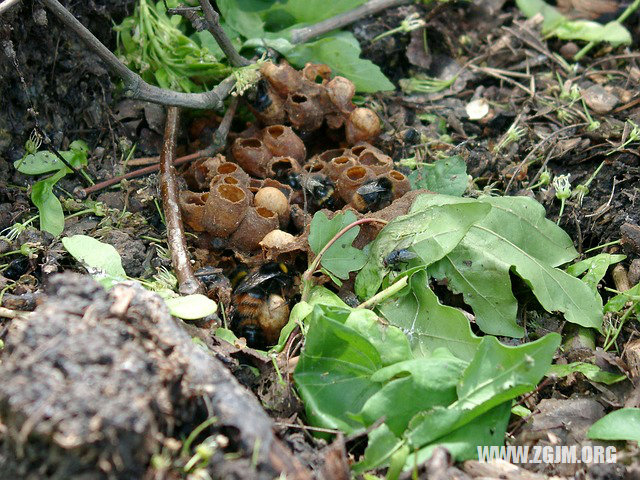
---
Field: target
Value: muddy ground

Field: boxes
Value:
[1,0,640,479]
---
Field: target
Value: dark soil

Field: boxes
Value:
[1,0,640,479]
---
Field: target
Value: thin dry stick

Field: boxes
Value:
[290,0,412,44]
[40,0,235,109]
[81,97,238,195]
[0,0,21,15]
[159,107,203,295]
[199,0,250,67]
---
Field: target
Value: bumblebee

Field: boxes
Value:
[231,262,292,349]
[351,177,394,212]
[286,172,336,210]
[383,248,417,269]
[245,79,272,113]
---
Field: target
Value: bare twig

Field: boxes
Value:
[199,0,250,67]
[290,0,412,44]
[0,0,21,15]
[40,0,235,109]
[80,97,238,196]
[159,107,203,296]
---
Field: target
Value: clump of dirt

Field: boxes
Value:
[0,273,310,480]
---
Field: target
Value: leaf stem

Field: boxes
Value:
[301,217,386,301]
[356,275,408,309]
[574,0,640,61]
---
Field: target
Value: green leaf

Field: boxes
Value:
[588,408,640,442]
[408,156,470,196]
[285,32,394,93]
[62,234,127,287]
[407,333,560,448]
[15,144,88,175]
[547,362,626,385]
[32,170,66,236]
[308,211,367,280]
[263,0,366,25]
[408,402,511,465]
[515,0,631,45]
[567,253,626,293]
[215,327,241,344]
[293,305,385,434]
[216,0,266,38]
[422,195,602,337]
[352,424,404,474]
[378,270,481,362]
[165,294,218,320]
[605,283,640,313]
[356,352,467,436]
[355,198,491,299]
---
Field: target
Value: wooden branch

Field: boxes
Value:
[159,107,203,296]
[80,97,238,196]
[40,0,234,109]
[290,0,412,44]
[198,0,250,67]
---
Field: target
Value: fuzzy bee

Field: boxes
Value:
[231,262,292,349]
[351,177,394,213]
[286,172,337,210]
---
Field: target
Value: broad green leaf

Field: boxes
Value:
[165,294,217,320]
[308,210,367,280]
[216,0,266,38]
[588,408,640,442]
[567,253,626,293]
[273,286,349,352]
[62,234,127,280]
[547,362,626,385]
[407,333,560,448]
[15,145,88,175]
[356,352,467,436]
[378,270,481,362]
[293,305,384,433]
[605,283,640,313]
[408,156,470,196]
[408,401,511,465]
[263,0,365,25]
[355,199,491,299]
[344,309,412,367]
[285,32,394,93]
[32,170,66,236]
[422,195,602,337]
[352,423,404,474]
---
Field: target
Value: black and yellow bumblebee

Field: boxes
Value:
[351,177,394,212]
[231,262,293,349]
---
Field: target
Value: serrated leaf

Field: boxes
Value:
[407,333,560,448]
[378,270,481,362]
[308,210,367,280]
[547,362,626,385]
[285,32,394,92]
[355,199,491,299]
[32,170,66,236]
[62,234,127,279]
[408,156,470,196]
[421,195,602,337]
[588,408,640,442]
[165,294,217,320]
